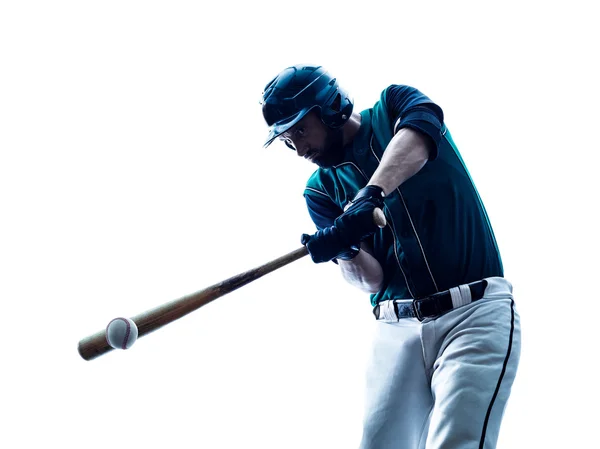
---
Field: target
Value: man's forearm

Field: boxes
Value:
[335,129,430,293]
[338,244,384,294]
[368,127,431,195]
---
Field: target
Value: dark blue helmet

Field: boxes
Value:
[261,65,353,148]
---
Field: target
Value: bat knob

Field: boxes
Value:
[373,208,387,228]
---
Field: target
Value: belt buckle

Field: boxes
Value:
[412,299,425,322]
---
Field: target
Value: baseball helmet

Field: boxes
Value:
[261,65,353,148]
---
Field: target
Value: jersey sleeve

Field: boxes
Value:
[384,85,445,160]
[303,188,342,230]
[304,189,348,264]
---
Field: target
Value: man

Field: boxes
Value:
[260,65,521,449]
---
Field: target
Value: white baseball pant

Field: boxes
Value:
[359,277,521,449]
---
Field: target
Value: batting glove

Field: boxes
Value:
[301,228,360,264]
[333,185,385,243]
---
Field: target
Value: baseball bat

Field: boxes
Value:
[77,208,387,361]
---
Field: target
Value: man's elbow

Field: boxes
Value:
[339,246,384,294]
[363,276,384,294]
[344,271,384,294]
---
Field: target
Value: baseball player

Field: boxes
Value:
[260,65,521,449]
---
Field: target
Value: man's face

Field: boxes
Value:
[278,111,345,168]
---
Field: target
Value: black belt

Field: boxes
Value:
[373,280,488,322]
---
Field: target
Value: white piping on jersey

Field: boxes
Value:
[332,160,366,177]
[308,158,417,299]
[384,212,416,299]
[334,161,417,299]
[369,136,440,293]
[305,186,330,199]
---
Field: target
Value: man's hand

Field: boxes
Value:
[301,228,360,264]
[301,185,386,264]
[334,185,385,243]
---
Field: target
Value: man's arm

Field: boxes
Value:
[336,128,431,291]
[368,127,431,196]
[368,86,443,195]
[301,87,444,294]
[303,130,433,293]
[338,242,384,293]
[304,192,383,291]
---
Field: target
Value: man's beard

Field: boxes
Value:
[312,127,345,168]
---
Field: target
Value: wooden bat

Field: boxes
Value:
[77,208,387,361]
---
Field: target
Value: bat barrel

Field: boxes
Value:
[78,209,385,361]
[77,246,310,361]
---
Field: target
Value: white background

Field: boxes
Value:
[1,1,598,448]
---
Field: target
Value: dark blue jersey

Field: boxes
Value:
[304,85,503,305]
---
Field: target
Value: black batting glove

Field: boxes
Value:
[301,227,360,264]
[334,185,385,244]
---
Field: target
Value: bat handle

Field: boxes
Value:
[373,207,387,228]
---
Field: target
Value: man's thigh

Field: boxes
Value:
[360,319,433,449]
[424,295,521,449]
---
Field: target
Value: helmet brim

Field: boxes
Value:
[262,106,316,148]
